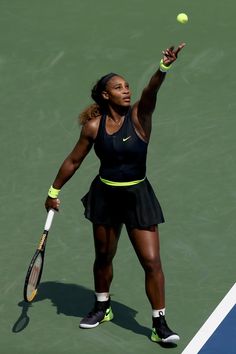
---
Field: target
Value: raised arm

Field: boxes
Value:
[133,43,185,139]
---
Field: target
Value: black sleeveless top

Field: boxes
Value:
[94,110,148,182]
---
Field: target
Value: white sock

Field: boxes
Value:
[95,292,109,302]
[152,308,166,317]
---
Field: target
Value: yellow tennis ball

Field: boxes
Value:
[177,13,188,24]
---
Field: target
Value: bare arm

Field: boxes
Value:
[133,43,185,139]
[45,118,99,210]
[52,133,93,189]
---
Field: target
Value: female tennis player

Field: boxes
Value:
[45,43,185,344]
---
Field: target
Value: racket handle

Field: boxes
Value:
[44,209,55,231]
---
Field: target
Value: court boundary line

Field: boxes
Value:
[181,283,236,354]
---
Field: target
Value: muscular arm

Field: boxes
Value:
[132,43,185,140]
[45,117,99,210]
[52,128,94,189]
[137,69,166,119]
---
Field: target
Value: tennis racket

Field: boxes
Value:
[23,209,55,302]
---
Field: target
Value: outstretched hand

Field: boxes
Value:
[162,42,185,66]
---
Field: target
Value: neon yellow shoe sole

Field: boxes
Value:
[151,328,180,344]
[101,307,114,323]
[80,306,114,329]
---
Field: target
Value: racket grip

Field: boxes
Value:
[44,209,55,231]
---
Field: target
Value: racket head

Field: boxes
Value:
[23,233,47,302]
[23,250,44,302]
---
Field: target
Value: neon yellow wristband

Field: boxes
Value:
[159,59,172,73]
[48,185,61,198]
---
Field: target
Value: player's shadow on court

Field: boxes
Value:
[12,282,177,347]
[35,281,150,338]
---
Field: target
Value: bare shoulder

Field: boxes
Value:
[81,115,102,140]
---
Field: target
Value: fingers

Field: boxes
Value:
[45,197,61,212]
[162,43,186,56]
[162,42,186,64]
[162,46,175,58]
[174,42,186,55]
[54,198,60,211]
[56,198,61,208]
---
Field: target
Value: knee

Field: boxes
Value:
[95,251,114,266]
[141,256,163,274]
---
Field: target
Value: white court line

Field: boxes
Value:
[182,283,236,354]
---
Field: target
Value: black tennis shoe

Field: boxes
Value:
[79,298,113,329]
[151,315,180,344]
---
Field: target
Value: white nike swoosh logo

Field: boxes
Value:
[123,136,131,142]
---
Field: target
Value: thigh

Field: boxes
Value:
[127,226,161,264]
[93,224,123,260]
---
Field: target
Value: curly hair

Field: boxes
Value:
[79,73,118,125]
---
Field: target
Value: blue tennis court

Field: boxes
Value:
[183,284,236,353]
